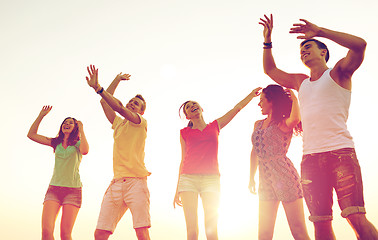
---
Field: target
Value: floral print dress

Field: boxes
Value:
[252,120,303,202]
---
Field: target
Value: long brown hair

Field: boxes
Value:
[51,117,80,151]
[263,85,302,135]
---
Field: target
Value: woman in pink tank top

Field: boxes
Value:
[173,87,261,240]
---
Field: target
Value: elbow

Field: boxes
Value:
[81,148,89,155]
[27,133,33,140]
[360,38,367,50]
[354,38,367,52]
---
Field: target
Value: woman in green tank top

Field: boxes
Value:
[27,105,89,240]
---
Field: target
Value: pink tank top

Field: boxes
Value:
[180,120,220,175]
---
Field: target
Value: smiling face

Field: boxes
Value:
[126,97,145,115]
[300,39,329,66]
[61,118,76,135]
[183,101,202,120]
[258,93,272,116]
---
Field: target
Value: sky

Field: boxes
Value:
[1,0,377,239]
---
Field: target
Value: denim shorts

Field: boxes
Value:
[44,185,82,208]
[301,148,365,222]
[96,177,151,233]
[177,174,220,194]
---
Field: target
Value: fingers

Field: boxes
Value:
[42,105,52,112]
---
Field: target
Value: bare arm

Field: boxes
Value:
[77,121,89,155]
[27,106,52,147]
[281,89,301,131]
[248,121,260,194]
[290,19,366,89]
[173,134,186,208]
[86,65,141,124]
[99,73,129,124]
[217,87,261,130]
[260,14,308,90]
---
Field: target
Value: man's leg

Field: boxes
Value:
[313,221,335,240]
[135,227,150,240]
[94,229,111,240]
[347,214,378,240]
[301,153,335,240]
[95,180,127,240]
[332,148,378,239]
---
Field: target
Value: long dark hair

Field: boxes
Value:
[51,117,80,151]
[263,85,302,135]
[179,101,194,128]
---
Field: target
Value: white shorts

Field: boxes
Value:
[177,174,220,194]
[96,177,151,233]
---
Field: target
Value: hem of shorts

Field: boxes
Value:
[95,228,113,234]
[134,224,151,229]
[341,206,366,218]
[62,203,82,208]
[308,215,333,222]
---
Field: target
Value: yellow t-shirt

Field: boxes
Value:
[112,115,150,178]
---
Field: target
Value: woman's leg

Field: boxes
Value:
[201,192,220,240]
[60,204,80,240]
[282,199,311,240]
[42,200,61,240]
[180,191,199,240]
[258,200,280,240]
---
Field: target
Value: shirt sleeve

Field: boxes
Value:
[112,116,122,130]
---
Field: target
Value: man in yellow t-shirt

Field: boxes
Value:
[86,65,151,240]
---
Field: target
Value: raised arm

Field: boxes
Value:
[99,73,131,124]
[86,65,141,124]
[282,89,301,131]
[27,106,53,146]
[290,19,366,89]
[260,14,308,90]
[217,87,261,130]
[77,121,89,155]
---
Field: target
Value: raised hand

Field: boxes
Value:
[252,87,262,97]
[86,65,99,90]
[77,120,83,131]
[259,14,273,42]
[116,72,131,81]
[38,105,52,118]
[290,19,321,39]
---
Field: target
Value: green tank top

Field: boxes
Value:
[49,141,82,188]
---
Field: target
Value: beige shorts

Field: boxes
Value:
[177,174,220,194]
[96,177,151,233]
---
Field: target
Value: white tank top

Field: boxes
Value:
[298,68,354,154]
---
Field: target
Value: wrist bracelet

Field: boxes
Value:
[97,87,104,94]
[263,42,272,49]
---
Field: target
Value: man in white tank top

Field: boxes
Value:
[258,14,377,239]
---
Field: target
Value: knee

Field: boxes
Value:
[290,222,310,240]
[41,227,54,240]
[347,213,368,229]
[94,229,111,240]
[258,231,274,240]
[60,231,72,240]
[205,227,218,240]
[185,227,198,240]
